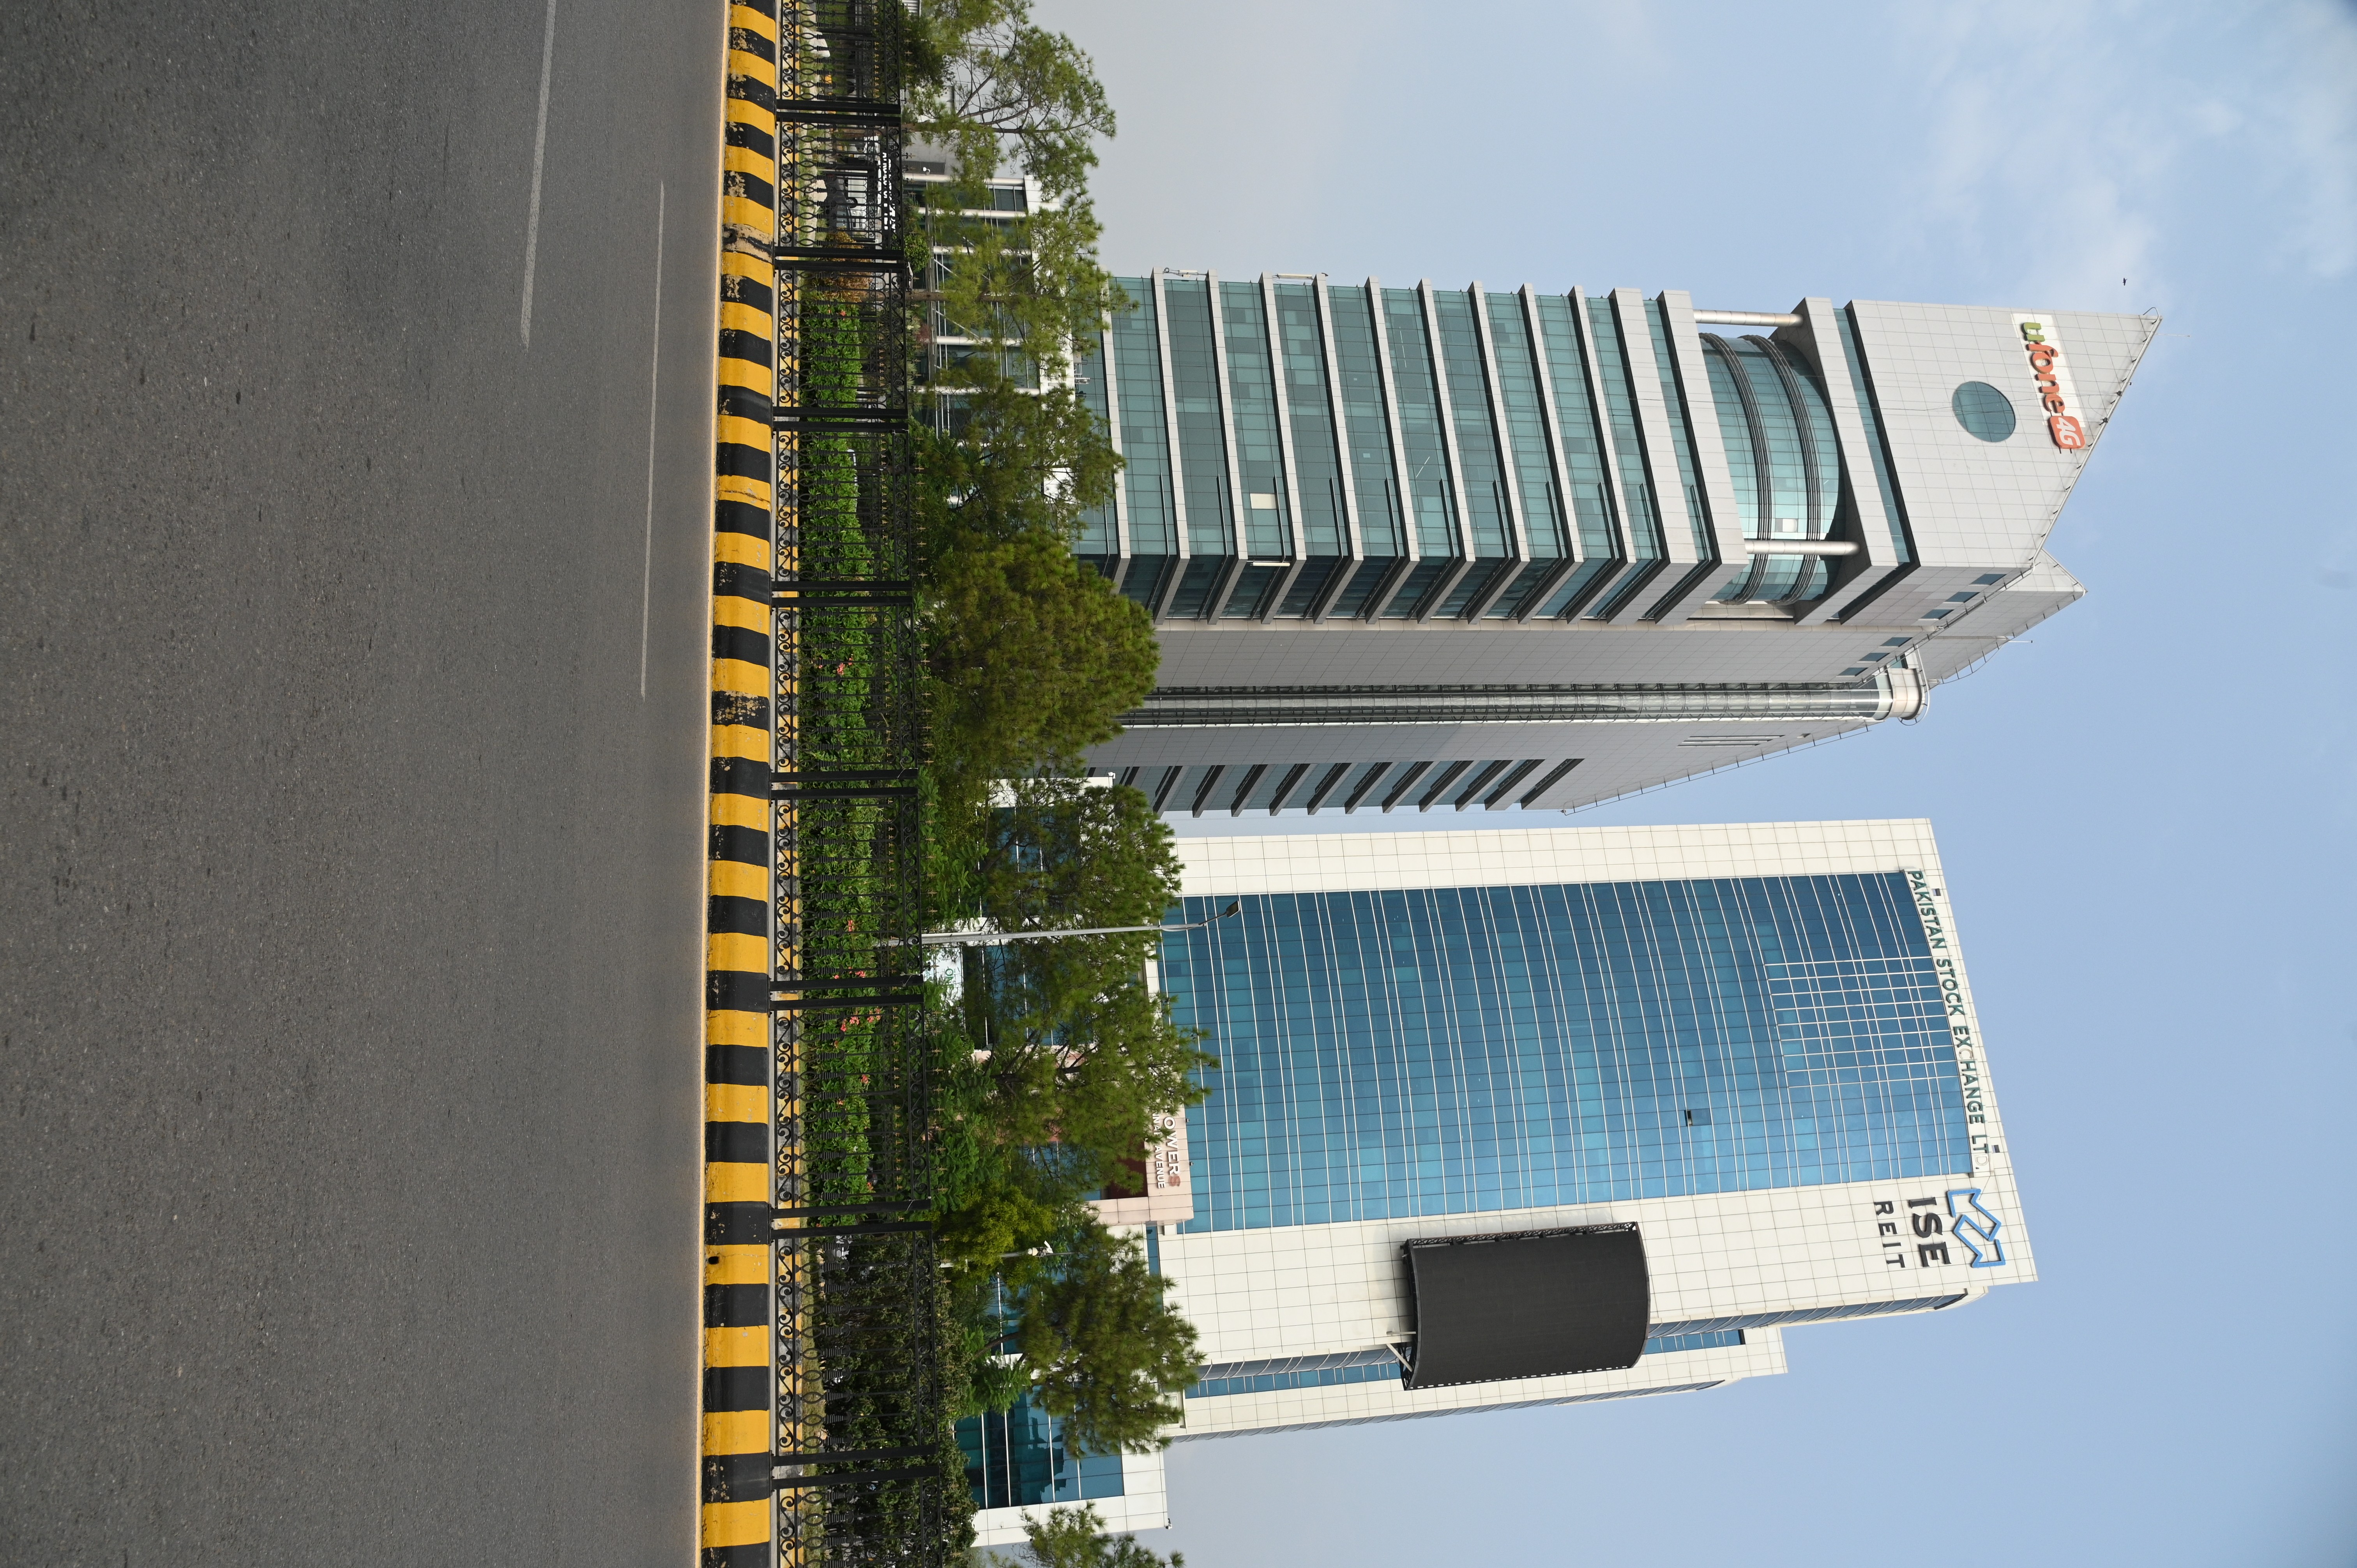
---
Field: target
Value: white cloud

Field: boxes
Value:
[2265,0,2357,276]
[1895,0,2357,301]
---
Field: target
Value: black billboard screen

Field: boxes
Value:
[1402,1224,1650,1390]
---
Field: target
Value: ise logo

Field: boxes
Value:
[1944,1188,2006,1268]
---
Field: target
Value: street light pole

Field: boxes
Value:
[906,900,1242,948]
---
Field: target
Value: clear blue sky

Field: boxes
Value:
[1032,1,2357,1563]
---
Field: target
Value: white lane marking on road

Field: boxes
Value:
[518,0,558,348]
[640,182,665,701]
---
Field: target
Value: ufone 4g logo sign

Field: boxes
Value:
[2017,320,2087,450]
[1868,1189,2007,1269]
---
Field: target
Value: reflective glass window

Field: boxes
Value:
[1702,345,1760,535]
[1431,291,1511,559]
[1163,279,1234,556]
[1701,331,1840,605]
[1325,557,1401,619]
[1219,562,1286,620]
[1644,299,1714,559]
[1276,555,1346,618]
[1162,872,1972,1234]
[1378,557,1455,619]
[1951,381,2019,442]
[1432,558,1515,618]
[1642,1329,1745,1355]
[1649,1294,1964,1336]
[956,1391,1126,1508]
[1380,288,1459,558]
[1531,556,1618,619]
[1719,337,1811,537]
[1484,559,1567,620]
[1119,554,1175,611]
[1221,281,1290,558]
[1186,1360,1402,1400]
[1531,297,1618,565]
[1484,293,1567,560]
[1329,286,1406,558]
[1584,297,1662,562]
[1108,279,1175,555]
[1167,555,1228,619]
[1273,282,1347,556]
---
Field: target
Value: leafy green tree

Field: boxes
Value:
[1020,1503,1184,1568]
[904,8,1214,1472]
[919,215,1124,390]
[905,0,1124,386]
[935,1180,1066,1277]
[1015,1221,1201,1455]
[957,782,1206,1169]
[979,778,1180,932]
[974,964,1212,1172]
[926,525,1157,796]
[935,1154,1084,1413]
[906,0,1113,206]
[917,374,1123,547]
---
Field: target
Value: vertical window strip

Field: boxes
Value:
[1531,296,1618,561]
[1584,296,1661,561]
[1485,294,1567,557]
[1431,292,1511,559]
[1380,288,1459,558]
[1219,280,1290,559]
[1109,278,1175,556]
[1733,338,1809,538]
[1274,282,1347,557]
[1644,299,1714,560]
[1328,287,1405,558]
[1163,278,1234,557]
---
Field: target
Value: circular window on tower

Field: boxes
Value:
[1951,381,2018,442]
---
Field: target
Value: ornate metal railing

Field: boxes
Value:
[771,2,956,1563]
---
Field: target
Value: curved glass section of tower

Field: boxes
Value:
[1702,333,1843,606]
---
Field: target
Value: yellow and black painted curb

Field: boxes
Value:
[703,0,781,1563]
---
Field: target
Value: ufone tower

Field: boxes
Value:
[960,819,2028,1545]
[1064,271,2155,815]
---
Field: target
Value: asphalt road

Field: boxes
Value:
[2,1,724,1560]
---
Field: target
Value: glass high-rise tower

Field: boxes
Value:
[1148,819,2029,1444]
[960,820,2030,1546]
[1066,271,2154,816]
[908,166,2155,818]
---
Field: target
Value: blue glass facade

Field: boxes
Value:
[1186,1360,1402,1401]
[1161,873,1970,1234]
[958,1393,1127,1510]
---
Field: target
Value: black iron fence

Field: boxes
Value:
[772,2,956,1563]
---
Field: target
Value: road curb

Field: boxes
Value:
[703,0,780,1563]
